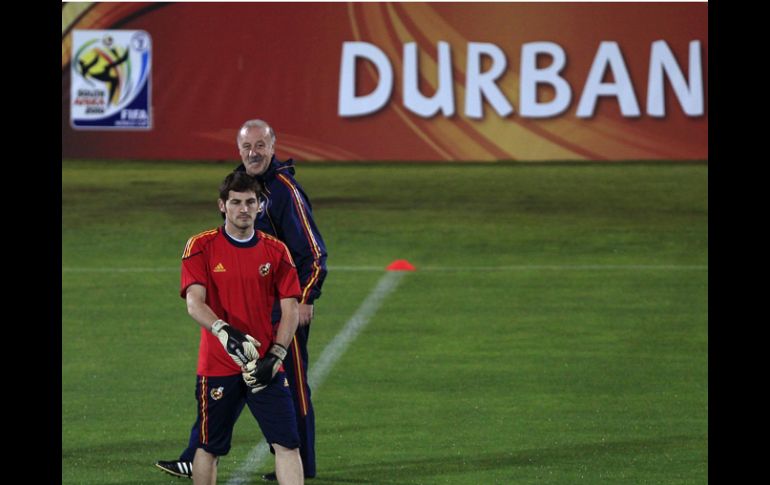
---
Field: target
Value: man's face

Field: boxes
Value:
[238,126,274,176]
[219,190,259,231]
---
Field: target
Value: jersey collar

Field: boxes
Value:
[220,226,259,248]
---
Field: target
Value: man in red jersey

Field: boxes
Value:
[181,171,304,485]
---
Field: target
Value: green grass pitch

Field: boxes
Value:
[62,160,707,484]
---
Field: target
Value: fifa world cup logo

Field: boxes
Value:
[74,34,130,106]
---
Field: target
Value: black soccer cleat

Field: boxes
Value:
[155,460,193,479]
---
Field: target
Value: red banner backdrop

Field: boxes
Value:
[61,2,708,162]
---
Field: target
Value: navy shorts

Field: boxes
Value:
[195,372,299,456]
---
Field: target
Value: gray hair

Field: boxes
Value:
[236,119,276,146]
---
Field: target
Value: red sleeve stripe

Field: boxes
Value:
[285,246,296,267]
[263,230,315,302]
[301,262,322,303]
[276,174,322,260]
[259,231,297,267]
[276,174,324,302]
[183,228,218,259]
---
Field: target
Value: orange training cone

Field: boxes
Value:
[386,259,416,271]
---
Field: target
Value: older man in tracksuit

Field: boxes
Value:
[155,119,327,481]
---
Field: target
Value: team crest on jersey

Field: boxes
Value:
[259,262,271,277]
[210,386,224,400]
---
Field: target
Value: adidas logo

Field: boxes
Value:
[213,263,226,272]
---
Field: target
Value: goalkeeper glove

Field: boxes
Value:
[243,343,288,393]
[210,319,260,368]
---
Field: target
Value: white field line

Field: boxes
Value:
[62,264,707,273]
[225,271,405,485]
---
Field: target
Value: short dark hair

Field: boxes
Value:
[219,171,261,202]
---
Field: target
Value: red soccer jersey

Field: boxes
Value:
[180,227,301,376]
